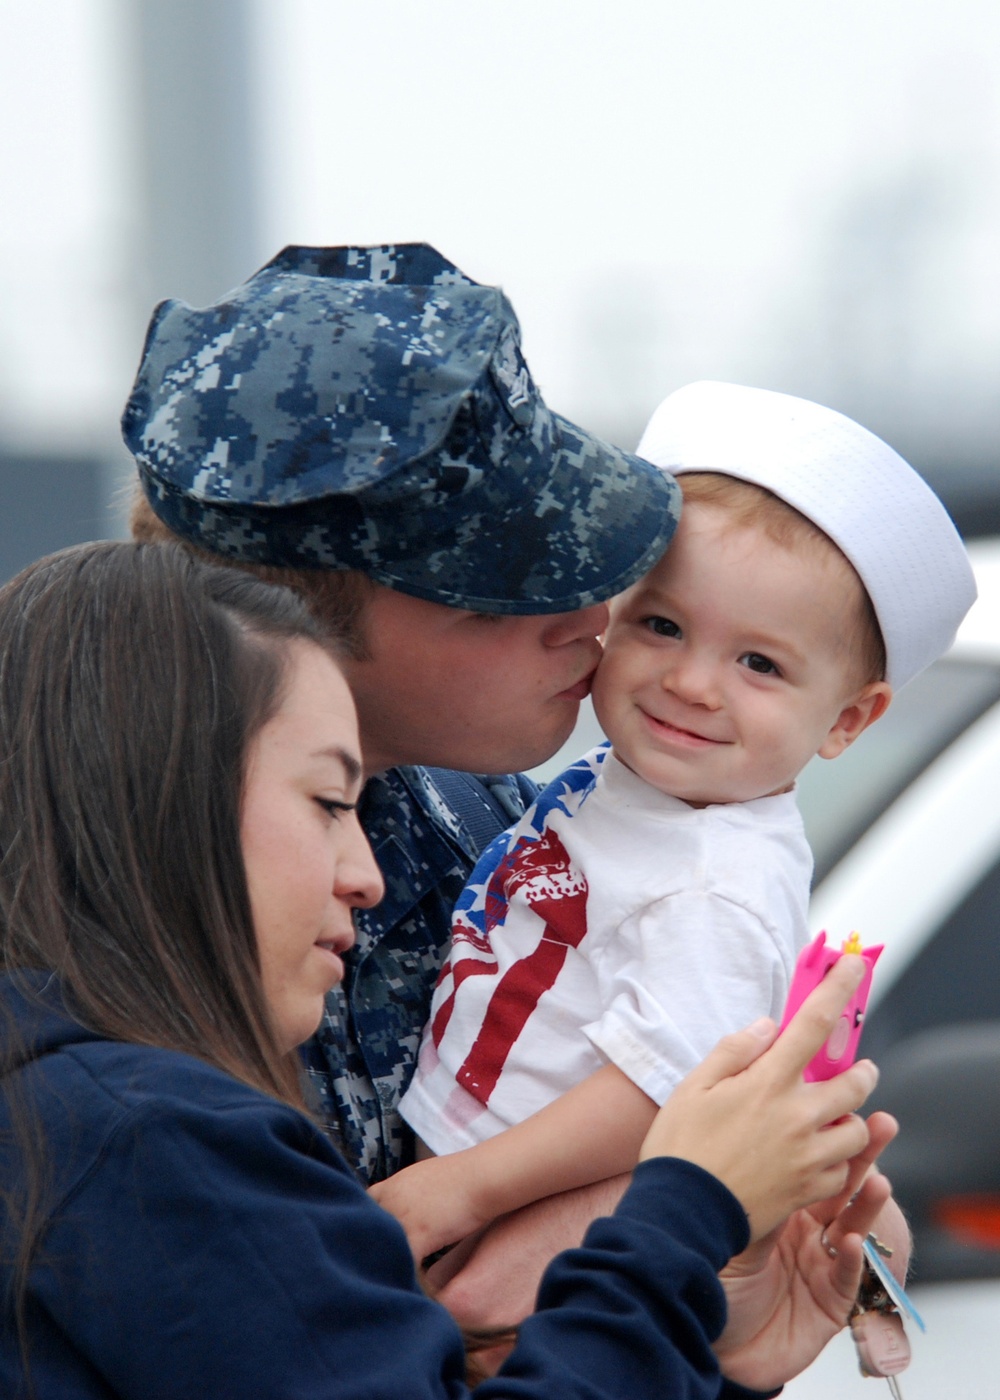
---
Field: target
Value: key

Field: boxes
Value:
[849,1231,922,1394]
[851,1307,911,1378]
[861,1236,927,1333]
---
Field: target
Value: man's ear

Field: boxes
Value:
[818,681,893,760]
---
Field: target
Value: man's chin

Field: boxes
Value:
[443,726,580,778]
[366,703,582,776]
[514,716,582,774]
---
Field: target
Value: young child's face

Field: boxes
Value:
[592,500,890,806]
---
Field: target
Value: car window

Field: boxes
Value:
[861,849,1000,1064]
[797,658,1000,883]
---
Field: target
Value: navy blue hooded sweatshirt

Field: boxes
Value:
[0,975,774,1399]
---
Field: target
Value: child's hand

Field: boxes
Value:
[639,954,878,1241]
[369,1152,494,1266]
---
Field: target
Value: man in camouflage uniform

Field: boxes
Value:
[123,243,681,1188]
[122,246,910,1376]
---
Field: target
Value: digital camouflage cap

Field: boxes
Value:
[122,244,681,614]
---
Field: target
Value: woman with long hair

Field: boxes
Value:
[0,541,888,1399]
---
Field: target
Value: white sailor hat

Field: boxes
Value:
[637,381,977,689]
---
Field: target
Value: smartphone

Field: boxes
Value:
[779,930,882,1082]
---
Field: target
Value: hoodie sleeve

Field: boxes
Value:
[28,1078,755,1400]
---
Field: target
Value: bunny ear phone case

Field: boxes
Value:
[779,930,882,1082]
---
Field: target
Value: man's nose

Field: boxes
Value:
[541,601,610,646]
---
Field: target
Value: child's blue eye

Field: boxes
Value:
[740,652,779,676]
[643,616,681,639]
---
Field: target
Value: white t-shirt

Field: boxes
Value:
[399,744,812,1154]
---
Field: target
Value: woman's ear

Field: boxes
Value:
[818,681,893,761]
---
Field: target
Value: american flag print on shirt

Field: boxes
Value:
[430,752,602,1108]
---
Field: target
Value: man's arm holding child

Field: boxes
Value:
[369,1063,656,1265]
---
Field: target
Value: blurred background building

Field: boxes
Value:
[1,0,999,579]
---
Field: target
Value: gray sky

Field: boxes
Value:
[259,0,1000,457]
[2,0,999,469]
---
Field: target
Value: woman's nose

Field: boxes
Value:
[337,818,385,909]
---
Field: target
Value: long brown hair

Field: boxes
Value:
[0,541,342,1365]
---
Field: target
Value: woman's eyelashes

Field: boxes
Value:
[314,797,356,819]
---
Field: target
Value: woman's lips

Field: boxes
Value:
[316,949,345,985]
[315,936,353,983]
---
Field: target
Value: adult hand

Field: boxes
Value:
[639,955,878,1241]
[714,1111,906,1391]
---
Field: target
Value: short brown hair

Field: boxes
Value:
[678,472,887,685]
[129,487,375,660]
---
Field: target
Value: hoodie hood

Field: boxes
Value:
[0,971,102,1075]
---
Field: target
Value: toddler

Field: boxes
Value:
[379,381,976,1261]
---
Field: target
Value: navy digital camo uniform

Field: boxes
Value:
[123,245,681,617]
[302,766,537,1184]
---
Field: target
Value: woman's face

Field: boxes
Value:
[240,640,384,1053]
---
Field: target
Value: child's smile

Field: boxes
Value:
[638,708,730,749]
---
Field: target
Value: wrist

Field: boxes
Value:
[453,1142,523,1229]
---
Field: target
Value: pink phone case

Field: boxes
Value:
[779,930,883,1081]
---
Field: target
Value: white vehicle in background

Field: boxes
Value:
[758,538,1000,1399]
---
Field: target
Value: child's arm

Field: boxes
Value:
[369,1063,657,1264]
